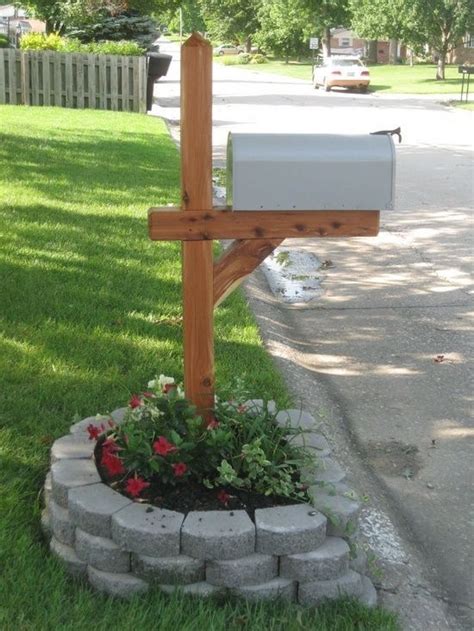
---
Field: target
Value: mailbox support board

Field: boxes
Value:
[148,33,381,417]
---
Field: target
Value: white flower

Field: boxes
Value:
[147,379,157,389]
[158,374,175,389]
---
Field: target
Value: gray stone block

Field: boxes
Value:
[242,399,264,414]
[51,459,100,508]
[44,472,52,506]
[311,493,360,537]
[350,545,368,574]
[289,432,331,457]
[132,554,205,585]
[88,566,148,598]
[75,527,130,573]
[313,458,346,484]
[50,537,87,579]
[359,576,377,607]
[267,400,277,414]
[207,554,278,588]
[112,503,183,557]
[41,508,52,539]
[160,582,224,597]
[231,578,296,602]
[50,500,76,546]
[298,570,363,606]
[50,434,94,465]
[255,504,326,555]
[110,407,128,424]
[68,483,132,538]
[181,510,255,560]
[275,409,318,431]
[280,537,350,582]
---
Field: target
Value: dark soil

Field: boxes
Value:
[95,442,304,521]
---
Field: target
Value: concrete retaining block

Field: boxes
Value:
[255,504,326,555]
[275,409,317,431]
[69,415,110,436]
[68,483,132,538]
[88,566,149,598]
[50,434,94,464]
[298,569,363,606]
[75,527,130,573]
[132,554,205,585]
[207,553,278,588]
[350,545,368,574]
[112,503,183,557]
[44,472,52,506]
[280,537,350,582]
[159,582,224,597]
[290,432,331,457]
[231,577,296,602]
[359,575,377,607]
[50,459,100,508]
[313,458,346,484]
[50,500,76,546]
[312,492,361,537]
[50,537,87,579]
[41,508,52,539]
[110,407,128,424]
[181,510,255,561]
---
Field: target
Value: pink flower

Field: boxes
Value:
[142,391,156,399]
[172,462,188,477]
[217,490,230,506]
[102,438,120,453]
[153,436,177,456]
[87,423,104,441]
[101,451,125,476]
[125,477,150,498]
[129,394,142,409]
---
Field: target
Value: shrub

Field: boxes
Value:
[67,14,158,48]
[0,34,9,48]
[19,33,144,56]
[250,53,267,64]
[89,375,316,503]
[221,53,251,66]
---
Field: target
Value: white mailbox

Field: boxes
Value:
[226,133,395,211]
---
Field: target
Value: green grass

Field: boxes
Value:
[448,100,474,109]
[216,57,464,94]
[0,106,398,630]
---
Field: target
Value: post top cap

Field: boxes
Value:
[183,32,211,47]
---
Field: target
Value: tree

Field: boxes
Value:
[161,1,206,34]
[413,0,474,79]
[256,0,311,61]
[198,0,262,50]
[302,0,351,57]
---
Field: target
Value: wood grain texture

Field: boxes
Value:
[214,238,283,307]
[148,208,380,240]
[181,33,215,416]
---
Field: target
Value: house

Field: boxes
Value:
[329,28,406,63]
[0,3,46,37]
[448,33,474,65]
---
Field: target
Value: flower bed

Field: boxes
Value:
[42,377,377,606]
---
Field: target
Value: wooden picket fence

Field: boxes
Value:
[0,49,147,113]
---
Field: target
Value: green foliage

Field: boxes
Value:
[0,34,9,48]
[66,13,159,46]
[256,0,311,61]
[163,0,206,33]
[220,52,251,64]
[20,32,145,55]
[199,0,261,45]
[250,52,267,63]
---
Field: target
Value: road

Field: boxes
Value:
[153,40,473,629]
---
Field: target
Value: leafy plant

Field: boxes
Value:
[0,34,9,48]
[250,53,267,64]
[90,375,316,502]
[67,13,158,47]
[20,33,144,55]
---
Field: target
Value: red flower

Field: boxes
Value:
[172,462,188,477]
[205,415,220,430]
[163,383,177,394]
[101,450,125,476]
[125,477,150,498]
[217,490,230,506]
[129,394,142,409]
[87,423,104,441]
[142,391,156,399]
[153,436,177,456]
[102,438,120,453]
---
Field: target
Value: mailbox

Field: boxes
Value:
[226,133,395,211]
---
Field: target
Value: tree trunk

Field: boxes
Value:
[389,38,398,64]
[322,26,331,57]
[436,55,445,80]
[367,39,377,64]
[245,36,251,53]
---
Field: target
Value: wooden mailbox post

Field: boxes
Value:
[148,33,379,419]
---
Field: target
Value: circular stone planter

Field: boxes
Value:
[42,402,377,606]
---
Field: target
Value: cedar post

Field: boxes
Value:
[181,34,214,417]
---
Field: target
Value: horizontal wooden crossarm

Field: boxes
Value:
[148,207,380,241]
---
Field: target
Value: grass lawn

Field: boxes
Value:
[216,57,464,94]
[0,106,398,630]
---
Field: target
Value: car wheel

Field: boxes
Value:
[324,79,331,92]
[218,51,224,56]
[359,85,368,93]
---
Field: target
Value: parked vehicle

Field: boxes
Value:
[213,43,240,56]
[313,56,370,93]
